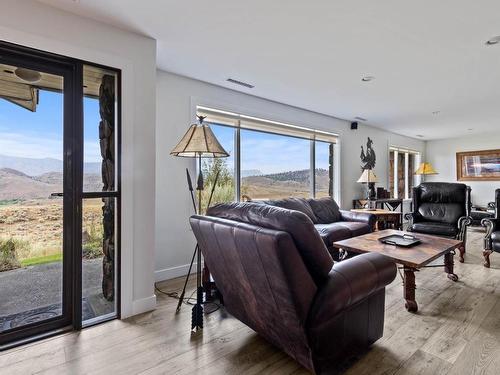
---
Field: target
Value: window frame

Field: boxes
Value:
[199,107,338,203]
[389,146,421,200]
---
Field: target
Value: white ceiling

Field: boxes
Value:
[40,0,500,140]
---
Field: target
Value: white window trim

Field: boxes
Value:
[197,105,339,202]
[389,146,421,200]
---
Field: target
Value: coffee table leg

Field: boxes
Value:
[445,252,459,282]
[403,266,418,312]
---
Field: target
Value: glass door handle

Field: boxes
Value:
[50,192,64,197]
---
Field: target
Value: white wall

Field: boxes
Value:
[0,0,157,317]
[426,132,499,207]
[156,70,425,280]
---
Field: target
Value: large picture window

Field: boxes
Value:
[389,147,420,199]
[198,107,337,204]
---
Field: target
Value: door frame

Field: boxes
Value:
[0,41,121,349]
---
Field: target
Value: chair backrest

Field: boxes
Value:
[190,215,317,369]
[207,202,333,285]
[412,182,471,224]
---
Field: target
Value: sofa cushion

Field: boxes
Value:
[315,221,371,249]
[207,202,333,285]
[335,221,371,237]
[410,222,458,237]
[307,197,341,224]
[418,202,464,225]
[266,197,318,223]
[314,223,352,248]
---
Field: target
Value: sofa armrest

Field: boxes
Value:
[339,210,376,230]
[309,253,396,321]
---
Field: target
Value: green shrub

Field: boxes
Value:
[82,221,104,259]
[0,238,22,271]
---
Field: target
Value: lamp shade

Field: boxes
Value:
[170,117,229,158]
[357,169,379,183]
[415,162,438,175]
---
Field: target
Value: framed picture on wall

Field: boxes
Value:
[456,149,500,181]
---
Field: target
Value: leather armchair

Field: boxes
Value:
[194,202,396,373]
[405,182,472,262]
[482,189,500,268]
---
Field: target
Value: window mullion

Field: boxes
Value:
[404,152,409,199]
[310,139,315,198]
[394,150,399,199]
[235,123,241,201]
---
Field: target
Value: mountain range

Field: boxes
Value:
[0,154,100,176]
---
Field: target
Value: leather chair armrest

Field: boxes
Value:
[340,210,376,229]
[457,216,473,241]
[309,253,396,321]
[404,212,421,229]
[482,218,499,250]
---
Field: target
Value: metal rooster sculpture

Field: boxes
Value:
[360,137,376,170]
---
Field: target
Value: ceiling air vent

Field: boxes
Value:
[227,78,254,89]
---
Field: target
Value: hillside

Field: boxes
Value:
[0,168,55,200]
[0,154,100,176]
[0,168,102,200]
[241,168,331,200]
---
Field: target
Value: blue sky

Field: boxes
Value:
[211,123,330,174]
[0,90,101,163]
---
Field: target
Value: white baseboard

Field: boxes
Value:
[132,295,157,315]
[155,262,197,282]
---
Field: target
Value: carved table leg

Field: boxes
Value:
[444,251,459,281]
[483,250,493,268]
[403,267,418,312]
[338,248,348,261]
[458,244,465,263]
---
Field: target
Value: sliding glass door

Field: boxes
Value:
[0,42,120,347]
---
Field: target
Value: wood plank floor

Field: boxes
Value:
[2,228,499,374]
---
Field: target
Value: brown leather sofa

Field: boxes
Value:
[191,202,396,373]
[255,197,376,259]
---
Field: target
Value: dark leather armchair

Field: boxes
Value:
[482,189,500,268]
[405,182,472,262]
[192,202,396,373]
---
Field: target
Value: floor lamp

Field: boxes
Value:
[170,115,229,331]
[415,162,438,182]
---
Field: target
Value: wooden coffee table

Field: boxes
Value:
[332,229,463,312]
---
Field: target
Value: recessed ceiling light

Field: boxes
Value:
[361,76,375,82]
[432,110,440,115]
[486,36,500,45]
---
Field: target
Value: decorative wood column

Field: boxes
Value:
[99,74,115,301]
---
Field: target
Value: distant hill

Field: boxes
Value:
[0,168,55,200]
[241,168,331,200]
[0,154,100,176]
[240,169,263,178]
[0,168,102,200]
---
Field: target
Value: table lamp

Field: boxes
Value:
[357,168,379,201]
